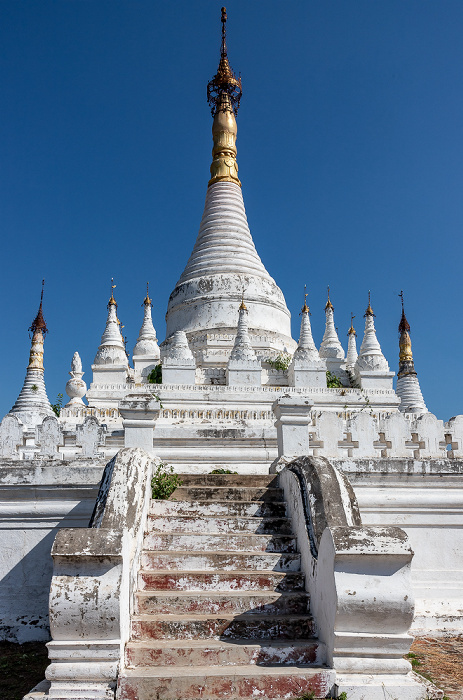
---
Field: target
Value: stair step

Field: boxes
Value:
[143,532,297,553]
[171,486,284,502]
[135,591,310,616]
[125,638,326,668]
[138,570,305,592]
[150,499,287,518]
[147,514,293,535]
[131,614,316,641]
[177,474,279,487]
[118,665,335,700]
[140,550,301,572]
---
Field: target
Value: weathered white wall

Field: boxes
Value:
[0,461,104,642]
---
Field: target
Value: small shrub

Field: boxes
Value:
[326,370,343,388]
[31,384,38,392]
[50,393,63,417]
[338,693,348,700]
[147,364,162,384]
[210,468,238,474]
[151,463,182,499]
[265,353,291,371]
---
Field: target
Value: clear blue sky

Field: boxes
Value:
[1,1,462,420]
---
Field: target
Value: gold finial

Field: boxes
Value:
[144,282,152,307]
[108,278,117,307]
[301,284,310,313]
[239,291,247,311]
[398,290,410,333]
[325,286,334,311]
[398,290,413,363]
[365,290,375,317]
[348,313,356,336]
[29,279,48,336]
[207,7,242,187]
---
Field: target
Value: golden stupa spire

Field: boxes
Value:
[207,7,242,187]
[364,290,375,317]
[398,290,413,364]
[108,278,117,307]
[325,286,334,311]
[144,282,152,307]
[348,313,356,336]
[301,284,310,314]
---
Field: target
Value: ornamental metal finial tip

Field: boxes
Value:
[325,285,334,311]
[144,282,152,307]
[301,284,310,313]
[365,290,375,317]
[207,6,242,117]
[239,292,247,311]
[398,290,411,334]
[108,278,117,307]
[29,279,48,335]
[348,313,356,336]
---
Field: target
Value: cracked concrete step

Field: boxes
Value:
[134,590,310,616]
[171,486,284,502]
[138,569,305,592]
[125,638,326,668]
[150,499,288,518]
[143,532,297,553]
[131,613,316,641]
[177,474,279,487]
[140,550,301,572]
[117,665,335,700]
[147,514,293,534]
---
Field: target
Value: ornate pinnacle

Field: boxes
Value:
[108,278,117,307]
[348,313,356,336]
[325,286,334,311]
[29,279,48,336]
[207,7,242,117]
[364,290,375,317]
[398,290,410,333]
[301,284,310,314]
[239,292,247,311]
[144,282,152,307]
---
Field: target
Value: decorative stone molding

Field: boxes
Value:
[37,416,62,459]
[76,416,106,458]
[45,448,154,699]
[273,396,313,458]
[119,394,161,452]
[277,456,434,699]
[0,414,24,459]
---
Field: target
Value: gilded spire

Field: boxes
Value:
[208,8,242,187]
[144,282,152,307]
[365,290,375,317]
[29,280,48,336]
[108,278,117,307]
[325,286,334,311]
[398,291,413,366]
[396,291,427,413]
[348,313,356,336]
[239,292,247,311]
[301,285,310,314]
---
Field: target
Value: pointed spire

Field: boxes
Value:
[355,292,389,373]
[319,287,345,362]
[292,292,323,364]
[207,7,242,117]
[346,314,358,370]
[229,301,258,362]
[396,292,427,414]
[133,283,160,361]
[93,282,128,367]
[239,291,247,311]
[9,282,53,426]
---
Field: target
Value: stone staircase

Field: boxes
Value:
[117,473,335,700]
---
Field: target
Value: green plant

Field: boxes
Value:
[50,393,63,417]
[31,384,38,392]
[151,462,182,499]
[147,364,162,384]
[326,370,343,388]
[210,468,238,474]
[338,693,348,700]
[265,353,291,371]
[290,692,315,700]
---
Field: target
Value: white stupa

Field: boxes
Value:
[319,288,346,379]
[395,297,427,414]
[165,34,296,364]
[133,284,160,380]
[354,293,394,389]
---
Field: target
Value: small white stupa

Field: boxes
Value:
[9,281,54,428]
[91,281,128,382]
[346,314,358,373]
[395,293,427,414]
[288,292,326,387]
[65,352,87,407]
[354,292,394,389]
[133,284,160,381]
[319,287,346,380]
[227,298,262,386]
[162,331,196,385]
